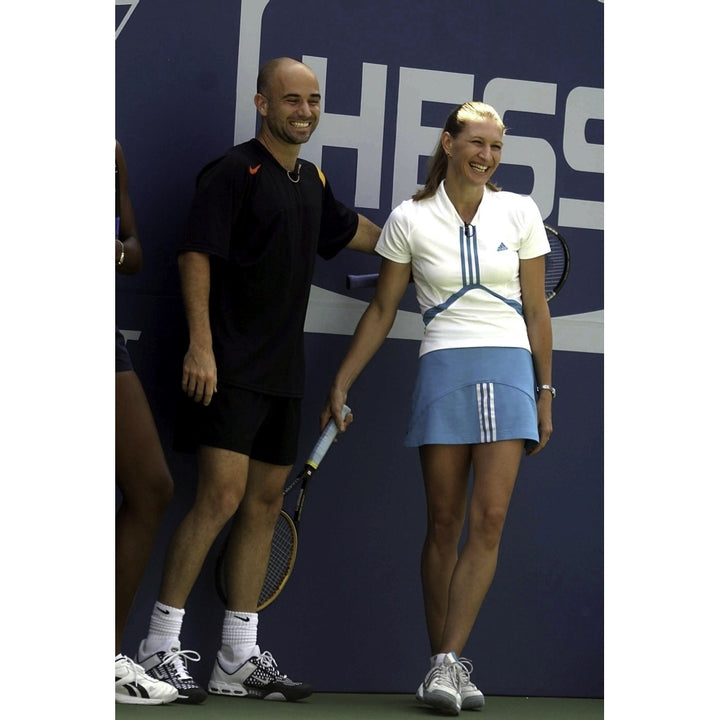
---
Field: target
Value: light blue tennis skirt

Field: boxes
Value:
[404,347,539,448]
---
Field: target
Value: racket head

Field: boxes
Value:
[214,510,298,611]
[214,409,349,610]
[543,224,570,301]
[257,510,298,610]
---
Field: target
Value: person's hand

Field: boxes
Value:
[320,386,353,435]
[526,395,552,456]
[115,238,125,266]
[181,344,217,405]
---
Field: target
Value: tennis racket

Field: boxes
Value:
[542,224,570,301]
[215,404,351,611]
[347,224,570,302]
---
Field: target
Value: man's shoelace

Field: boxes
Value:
[159,648,201,681]
[255,651,288,679]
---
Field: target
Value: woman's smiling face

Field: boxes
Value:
[442,118,504,189]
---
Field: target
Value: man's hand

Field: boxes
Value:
[181,344,217,405]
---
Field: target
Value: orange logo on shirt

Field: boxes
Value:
[249,164,261,175]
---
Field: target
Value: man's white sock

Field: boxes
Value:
[218,610,259,669]
[138,602,185,659]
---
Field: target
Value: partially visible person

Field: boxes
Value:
[134,57,380,704]
[115,140,178,705]
[321,102,553,716]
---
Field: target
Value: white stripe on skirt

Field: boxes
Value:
[476,382,497,442]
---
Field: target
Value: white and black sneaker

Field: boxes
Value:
[208,650,312,701]
[136,642,208,704]
[115,654,179,705]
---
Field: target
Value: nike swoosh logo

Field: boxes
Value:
[249,164,261,175]
[235,615,251,622]
[156,608,170,615]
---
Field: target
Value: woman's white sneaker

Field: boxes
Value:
[456,657,485,710]
[416,652,463,715]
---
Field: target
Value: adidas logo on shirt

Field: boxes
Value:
[496,242,508,251]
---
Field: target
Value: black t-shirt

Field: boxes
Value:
[180,139,359,396]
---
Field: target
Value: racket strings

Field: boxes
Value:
[215,414,347,611]
[258,513,297,608]
[544,231,569,298]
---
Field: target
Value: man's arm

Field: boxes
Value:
[178,250,217,405]
[345,213,381,254]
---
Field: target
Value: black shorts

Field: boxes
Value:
[116,326,133,373]
[173,383,301,466]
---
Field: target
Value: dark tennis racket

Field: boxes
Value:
[347,224,570,302]
[215,405,351,611]
[542,224,570,301]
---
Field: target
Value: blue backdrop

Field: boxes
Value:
[116,0,604,698]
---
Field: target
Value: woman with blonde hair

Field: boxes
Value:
[322,101,554,715]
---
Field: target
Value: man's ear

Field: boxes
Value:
[254,93,268,117]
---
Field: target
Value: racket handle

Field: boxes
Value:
[307,405,351,468]
[346,273,379,289]
[346,272,415,289]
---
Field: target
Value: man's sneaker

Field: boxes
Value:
[415,652,463,715]
[208,650,313,701]
[136,642,208,704]
[456,657,485,711]
[115,654,179,705]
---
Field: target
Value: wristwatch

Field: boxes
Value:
[537,384,556,399]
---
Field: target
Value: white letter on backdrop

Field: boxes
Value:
[392,67,474,208]
[483,77,557,219]
[303,56,388,209]
[559,86,604,230]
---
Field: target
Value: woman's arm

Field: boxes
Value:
[115,141,143,275]
[520,255,553,455]
[322,257,411,431]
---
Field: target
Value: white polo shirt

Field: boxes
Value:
[376,181,549,357]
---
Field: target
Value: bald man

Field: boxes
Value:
[135,58,380,704]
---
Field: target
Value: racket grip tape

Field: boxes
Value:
[306,405,351,468]
[346,273,379,289]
